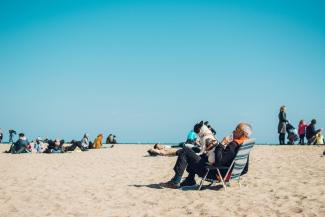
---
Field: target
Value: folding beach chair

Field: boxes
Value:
[198,139,255,191]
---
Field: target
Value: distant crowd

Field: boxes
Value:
[0,130,117,154]
[278,106,324,145]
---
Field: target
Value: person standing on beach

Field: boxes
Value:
[298,120,308,145]
[9,129,16,143]
[278,106,288,145]
[0,128,3,143]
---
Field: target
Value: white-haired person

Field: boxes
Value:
[33,137,45,153]
[161,123,253,188]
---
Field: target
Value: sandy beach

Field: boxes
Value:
[0,144,324,217]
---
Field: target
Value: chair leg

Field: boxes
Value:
[216,169,227,190]
[198,169,210,191]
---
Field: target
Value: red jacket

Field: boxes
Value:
[298,123,308,136]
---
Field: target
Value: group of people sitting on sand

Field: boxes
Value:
[5,133,116,154]
[149,121,253,188]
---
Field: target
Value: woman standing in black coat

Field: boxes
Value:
[278,106,288,145]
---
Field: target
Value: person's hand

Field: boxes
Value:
[221,136,232,146]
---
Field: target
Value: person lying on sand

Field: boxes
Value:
[66,140,89,152]
[147,121,216,156]
[147,144,178,156]
[160,123,252,188]
[65,133,93,152]
[44,139,65,153]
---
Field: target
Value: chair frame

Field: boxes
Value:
[198,139,255,191]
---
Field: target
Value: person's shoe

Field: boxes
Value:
[160,181,180,189]
[180,177,197,187]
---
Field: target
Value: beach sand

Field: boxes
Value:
[0,144,324,217]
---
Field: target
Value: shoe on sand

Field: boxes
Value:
[160,181,180,189]
[180,177,197,187]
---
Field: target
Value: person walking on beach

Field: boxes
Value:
[298,120,308,145]
[278,106,288,145]
[0,128,3,143]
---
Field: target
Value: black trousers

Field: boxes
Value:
[173,147,202,178]
[67,141,86,151]
[279,133,285,145]
[299,134,305,144]
[173,147,221,180]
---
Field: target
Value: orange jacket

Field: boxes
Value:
[94,134,103,149]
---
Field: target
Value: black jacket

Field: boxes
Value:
[214,141,249,175]
[278,111,287,123]
[306,124,320,140]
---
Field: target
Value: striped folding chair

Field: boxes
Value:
[198,139,255,191]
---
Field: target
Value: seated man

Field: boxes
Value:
[161,123,252,188]
[10,133,30,154]
[306,119,322,145]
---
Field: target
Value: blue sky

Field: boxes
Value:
[0,0,324,143]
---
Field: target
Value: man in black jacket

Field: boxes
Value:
[306,119,322,145]
[161,123,252,188]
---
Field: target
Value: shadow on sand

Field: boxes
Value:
[130,183,224,191]
[131,184,164,189]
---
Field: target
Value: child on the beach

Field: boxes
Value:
[315,131,324,145]
[298,120,308,145]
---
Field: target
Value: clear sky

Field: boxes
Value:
[0,0,324,143]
